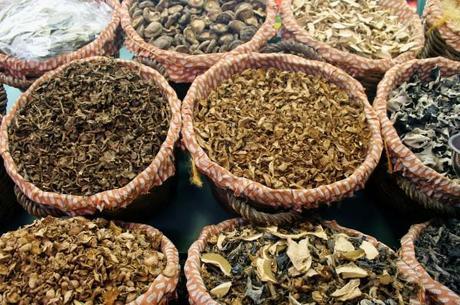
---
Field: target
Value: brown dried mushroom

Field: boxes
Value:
[194,68,371,189]
[0,217,166,304]
[8,59,171,196]
[129,0,266,54]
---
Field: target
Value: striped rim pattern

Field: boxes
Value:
[0,57,182,215]
[119,0,278,83]
[182,53,383,211]
[373,57,460,206]
[184,218,425,305]
[279,0,425,90]
[400,222,460,305]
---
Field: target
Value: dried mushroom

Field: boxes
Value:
[201,221,419,305]
[194,68,371,189]
[388,67,460,180]
[415,219,460,295]
[291,0,418,59]
[0,217,166,304]
[129,0,266,54]
[8,59,171,195]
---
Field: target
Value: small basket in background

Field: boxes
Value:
[373,57,459,215]
[119,0,278,83]
[420,0,460,61]
[0,0,122,90]
[279,0,425,98]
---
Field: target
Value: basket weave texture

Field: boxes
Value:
[421,0,460,60]
[0,0,122,89]
[279,0,425,93]
[182,53,383,212]
[400,222,460,305]
[119,0,278,83]
[115,221,180,305]
[373,57,460,207]
[0,57,182,216]
[185,218,425,305]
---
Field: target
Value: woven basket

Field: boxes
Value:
[420,0,460,61]
[185,218,426,305]
[0,0,122,90]
[119,0,278,83]
[0,56,182,217]
[0,83,19,221]
[373,57,460,212]
[3,218,181,305]
[182,53,383,225]
[124,221,180,305]
[279,0,425,98]
[400,221,460,305]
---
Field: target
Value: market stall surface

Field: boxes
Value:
[0,48,432,305]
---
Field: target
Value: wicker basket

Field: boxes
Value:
[182,53,383,225]
[185,218,426,305]
[0,0,122,90]
[119,0,278,83]
[0,84,19,221]
[0,56,182,218]
[373,57,460,213]
[279,0,425,98]
[400,221,460,305]
[420,0,460,61]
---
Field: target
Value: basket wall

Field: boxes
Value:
[182,53,382,212]
[0,0,122,89]
[185,218,425,305]
[0,57,182,216]
[373,57,460,207]
[119,0,278,83]
[400,222,460,305]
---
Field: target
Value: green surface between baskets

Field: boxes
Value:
[1,48,431,254]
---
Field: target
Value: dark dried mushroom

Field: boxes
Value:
[8,59,171,196]
[153,35,174,49]
[129,0,266,54]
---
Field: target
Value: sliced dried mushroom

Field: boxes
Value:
[202,253,232,276]
[210,281,232,297]
[291,0,418,59]
[201,221,420,305]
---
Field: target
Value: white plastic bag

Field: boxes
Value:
[0,0,113,60]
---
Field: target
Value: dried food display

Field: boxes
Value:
[128,0,266,54]
[291,0,419,59]
[0,217,173,304]
[0,0,113,60]
[414,219,460,295]
[388,67,460,180]
[189,220,420,305]
[193,68,371,189]
[7,59,171,196]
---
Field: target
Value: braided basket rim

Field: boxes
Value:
[182,52,383,211]
[0,56,182,215]
[0,0,121,79]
